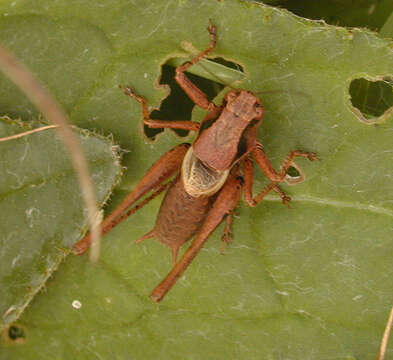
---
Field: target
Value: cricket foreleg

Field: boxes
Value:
[150,165,243,303]
[174,23,219,113]
[252,144,318,183]
[243,157,291,207]
[72,143,189,255]
[120,85,201,131]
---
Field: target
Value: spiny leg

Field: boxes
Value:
[243,157,291,207]
[72,143,189,255]
[119,85,201,131]
[278,149,318,181]
[220,212,234,254]
[252,143,318,183]
[150,165,243,303]
[174,22,219,113]
[175,22,216,76]
[106,182,170,239]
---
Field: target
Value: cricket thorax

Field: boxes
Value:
[192,90,263,172]
[181,146,230,197]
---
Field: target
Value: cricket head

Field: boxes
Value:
[192,89,264,172]
[224,90,264,122]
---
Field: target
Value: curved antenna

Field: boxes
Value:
[168,50,313,109]
[167,57,243,90]
[254,88,313,106]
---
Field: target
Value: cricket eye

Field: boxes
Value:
[225,91,237,103]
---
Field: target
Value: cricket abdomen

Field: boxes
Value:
[153,174,212,259]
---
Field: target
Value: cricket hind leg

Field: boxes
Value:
[119,85,201,131]
[150,165,244,303]
[112,182,170,236]
[72,143,189,255]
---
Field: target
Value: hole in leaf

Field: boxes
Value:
[349,78,393,122]
[4,325,26,344]
[145,57,244,139]
[286,166,300,178]
[284,162,305,185]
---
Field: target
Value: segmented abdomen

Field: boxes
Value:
[153,174,212,250]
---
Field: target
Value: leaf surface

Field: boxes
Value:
[0,1,392,359]
[0,118,122,326]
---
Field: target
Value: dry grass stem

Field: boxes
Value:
[0,45,101,262]
[377,306,393,360]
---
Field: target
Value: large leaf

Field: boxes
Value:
[0,117,122,328]
[0,0,392,359]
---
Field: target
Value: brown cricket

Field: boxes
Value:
[73,23,318,302]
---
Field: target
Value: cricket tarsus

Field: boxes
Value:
[74,22,318,302]
[220,212,234,254]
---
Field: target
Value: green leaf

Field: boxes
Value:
[0,117,122,326]
[0,1,392,359]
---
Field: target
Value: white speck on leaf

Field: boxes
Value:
[25,207,40,228]
[11,254,21,268]
[276,290,289,296]
[72,300,82,309]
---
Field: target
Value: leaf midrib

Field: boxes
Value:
[290,195,393,217]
